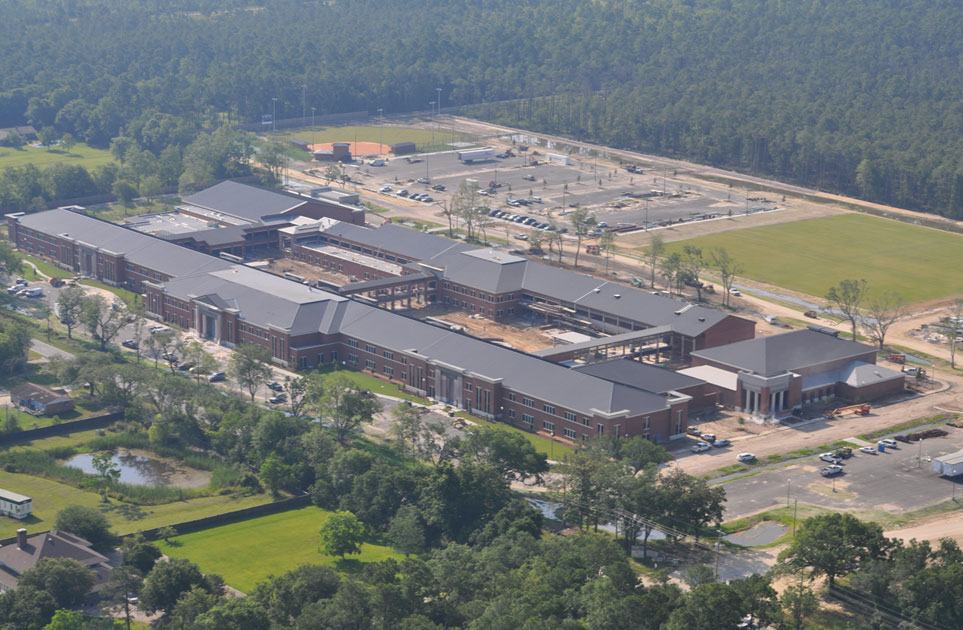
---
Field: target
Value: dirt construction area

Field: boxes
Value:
[413,306,558,353]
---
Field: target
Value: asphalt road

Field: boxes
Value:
[721,430,963,519]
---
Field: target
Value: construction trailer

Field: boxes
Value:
[456,148,494,163]
[933,451,963,477]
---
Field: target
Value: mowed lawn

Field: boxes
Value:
[270,125,467,148]
[0,469,275,539]
[0,143,114,170]
[161,506,402,593]
[666,214,963,303]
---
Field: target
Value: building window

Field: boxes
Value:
[597,424,605,436]
[565,411,577,422]
[465,382,473,392]
[644,416,651,430]
[523,398,534,408]
[582,417,591,427]
[543,420,555,432]
[522,414,534,426]
[564,428,576,439]
[543,404,555,415]
[347,354,358,366]
[347,339,359,348]
[365,360,376,370]
[383,350,394,360]
[508,409,515,419]
[383,365,394,377]
[365,344,376,354]
[508,392,516,402]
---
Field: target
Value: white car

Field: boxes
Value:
[878,439,898,448]
[690,442,711,453]
[730,289,742,297]
[380,185,392,192]
[736,452,756,462]
[859,446,877,455]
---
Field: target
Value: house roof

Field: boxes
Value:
[0,489,31,504]
[691,329,876,376]
[14,208,233,280]
[801,360,904,390]
[9,383,72,406]
[0,125,37,140]
[183,181,307,222]
[573,359,704,395]
[0,530,110,590]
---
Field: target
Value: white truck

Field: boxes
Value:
[457,148,494,163]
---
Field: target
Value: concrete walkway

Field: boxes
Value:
[30,338,73,362]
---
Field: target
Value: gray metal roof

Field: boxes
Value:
[337,304,672,417]
[15,208,233,279]
[428,248,529,294]
[532,325,672,358]
[573,358,704,395]
[163,266,349,335]
[692,329,876,376]
[322,222,471,261]
[183,181,306,222]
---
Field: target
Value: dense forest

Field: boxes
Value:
[1,0,963,215]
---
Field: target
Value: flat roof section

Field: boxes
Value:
[306,244,405,276]
[574,358,705,395]
[677,365,739,391]
[126,212,215,236]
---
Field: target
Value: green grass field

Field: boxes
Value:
[0,143,114,170]
[268,124,467,149]
[0,468,275,540]
[161,506,402,592]
[665,214,963,303]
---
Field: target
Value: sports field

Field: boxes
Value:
[269,124,468,149]
[0,143,114,170]
[665,214,963,304]
[161,506,402,592]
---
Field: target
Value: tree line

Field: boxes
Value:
[2,1,963,216]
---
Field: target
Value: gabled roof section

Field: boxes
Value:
[692,329,876,376]
[163,266,348,335]
[183,181,306,222]
[427,248,529,294]
[14,208,233,279]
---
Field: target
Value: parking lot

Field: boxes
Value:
[720,429,963,519]
[349,148,777,231]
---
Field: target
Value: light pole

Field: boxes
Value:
[787,478,792,507]
[271,97,278,135]
[792,498,798,536]
[300,84,307,121]
[436,87,442,145]
[918,438,924,469]
[714,540,721,580]
[550,430,555,461]
[377,108,384,155]
[430,101,436,146]
[311,107,316,149]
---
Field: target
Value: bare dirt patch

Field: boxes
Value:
[885,509,963,546]
[414,306,556,352]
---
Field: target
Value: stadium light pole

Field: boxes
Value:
[272,97,278,135]
[378,108,384,155]
[300,84,307,121]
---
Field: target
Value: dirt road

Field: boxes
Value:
[885,511,963,546]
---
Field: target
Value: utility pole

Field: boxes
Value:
[311,107,316,148]
[272,97,278,135]
[787,478,792,507]
[435,87,442,146]
[430,101,436,146]
[377,108,384,155]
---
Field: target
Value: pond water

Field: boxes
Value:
[65,450,184,486]
[526,497,667,541]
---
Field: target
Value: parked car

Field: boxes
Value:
[268,381,284,392]
[149,325,172,335]
[208,372,226,383]
[690,442,711,453]
[14,278,27,285]
[431,184,446,191]
[736,452,756,462]
[819,453,842,464]
[859,446,877,455]
[712,439,732,448]
[730,289,742,297]
[529,196,542,203]
[421,196,433,203]
[833,447,853,459]
[878,439,898,448]
[268,395,285,405]
[686,426,703,436]
[820,465,844,477]
[522,174,536,181]
[177,361,195,372]
[121,339,139,349]
[700,433,716,443]
[416,177,430,184]
[397,189,409,197]
[513,234,528,241]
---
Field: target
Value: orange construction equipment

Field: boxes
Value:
[888,353,906,364]
[828,403,871,418]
